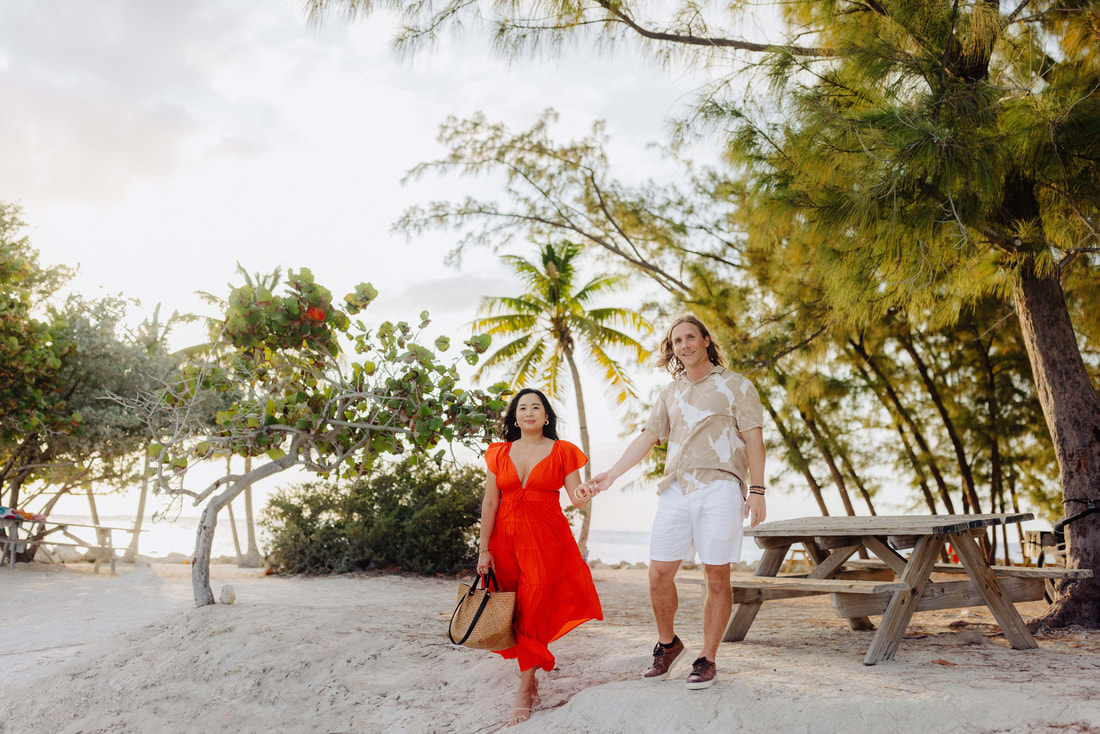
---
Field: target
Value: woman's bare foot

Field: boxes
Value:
[531,677,541,709]
[507,690,534,727]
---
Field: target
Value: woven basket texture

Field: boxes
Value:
[449,582,516,650]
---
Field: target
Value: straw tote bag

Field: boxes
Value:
[448,568,517,650]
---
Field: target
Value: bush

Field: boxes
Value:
[261,461,484,575]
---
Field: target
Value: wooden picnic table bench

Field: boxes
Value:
[1,518,144,574]
[725,513,1093,665]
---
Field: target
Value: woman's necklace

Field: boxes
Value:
[513,438,546,474]
[513,438,542,462]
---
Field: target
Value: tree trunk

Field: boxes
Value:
[819,413,877,515]
[564,346,593,557]
[800,409,857,516]
[239,455,263,567]
[226,501,243,559]
[85,483,110,566]
[1013,263,1100,628]
[850,341,958,513]
[221,456,243,561]
[192,498,221,606]
[899,330,982,513]
[974,324,1007,563]
[1009,469,1027,563]
[896,425,939,513]
[2,433,39,508]
[761,390,831,516]
[192,447,300,606]
[6,470,27,514]
[123,454,151,563]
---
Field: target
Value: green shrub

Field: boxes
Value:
[261,461,484,575]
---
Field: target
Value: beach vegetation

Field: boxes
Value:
[124,268,507,605]
[1,204,184,563]
[262,461,484,575]
[193,265,290,568]
[0,202,78,511]
[309,0,1100,626]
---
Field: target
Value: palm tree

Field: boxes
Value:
[473,241,651,555]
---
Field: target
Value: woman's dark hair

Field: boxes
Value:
[501,388,560,442]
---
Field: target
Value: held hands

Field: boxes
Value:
[745,493,766,527]
[576,472,611,501]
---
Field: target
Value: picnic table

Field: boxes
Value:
[1,518,143,573]
[725,513,1092,665]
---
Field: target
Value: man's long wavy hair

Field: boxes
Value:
[656,315,726,378]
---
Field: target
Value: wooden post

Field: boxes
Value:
[723,545,789,642]
[951,530,1038,650]
[862,533,943,664]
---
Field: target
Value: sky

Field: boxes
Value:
[0,1,895,539]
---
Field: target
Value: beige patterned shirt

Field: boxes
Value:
[644,365,764,496]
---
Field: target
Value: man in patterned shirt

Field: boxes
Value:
[579,314,766,690]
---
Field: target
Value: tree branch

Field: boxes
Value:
[595,0,833,58]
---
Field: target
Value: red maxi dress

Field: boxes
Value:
[485,440,604,672]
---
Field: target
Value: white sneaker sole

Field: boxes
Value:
[642,651,683,681]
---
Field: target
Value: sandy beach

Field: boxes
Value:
[2,561,1099,734]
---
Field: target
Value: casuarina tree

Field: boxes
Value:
[309,0,1100,629]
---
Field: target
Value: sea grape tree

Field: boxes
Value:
[140,268,506,605]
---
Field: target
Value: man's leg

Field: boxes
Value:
[645,482,691,680]
[643,558,686,680]
[700,562,732,662]
[649,559,681,643]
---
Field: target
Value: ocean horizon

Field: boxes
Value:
[44,514,1030,567]
[45,514,693,565]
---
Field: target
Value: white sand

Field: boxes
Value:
[2,561,1099,734]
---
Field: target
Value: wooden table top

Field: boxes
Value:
[745,513,1034,538]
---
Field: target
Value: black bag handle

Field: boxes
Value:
[448,569,501,645]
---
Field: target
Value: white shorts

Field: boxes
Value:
[649,477,744,565]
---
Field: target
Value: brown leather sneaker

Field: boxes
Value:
[643,636,684,681]
[685,657,717,689]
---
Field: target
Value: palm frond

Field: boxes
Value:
[478,294,550,317]
[542,348,568,399]
[586,343,639,403]
[471,240,651,413]
[470,312,539,335]
[572,274,628,304]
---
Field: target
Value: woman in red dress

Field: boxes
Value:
[476,388,603,727]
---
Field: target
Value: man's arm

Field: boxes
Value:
[742,426,766,526]
[579,429,661,498]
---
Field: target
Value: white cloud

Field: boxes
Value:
[1,1,727,533]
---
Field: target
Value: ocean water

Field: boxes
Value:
[45,515,679,564]
[584,529,651,565]
[584,528,768,565]
[42,515,1025,566]
[47,514,262,561]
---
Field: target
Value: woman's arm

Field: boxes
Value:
[563,468,588,510]
[476,472,501,573]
